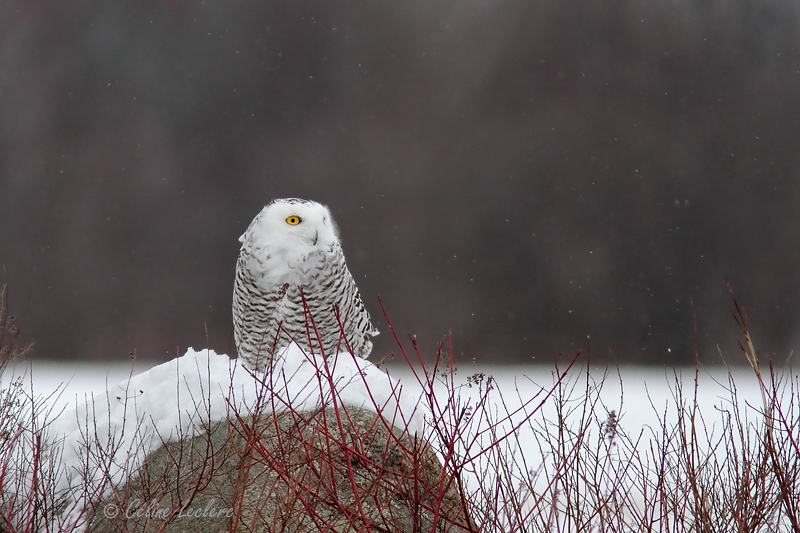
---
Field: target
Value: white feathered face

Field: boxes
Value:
[240,199,340,267]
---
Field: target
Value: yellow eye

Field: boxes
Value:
[285,215,302,226]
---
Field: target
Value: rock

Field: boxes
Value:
[89,406,475,532]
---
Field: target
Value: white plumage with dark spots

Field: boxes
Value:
[232,198,379,371]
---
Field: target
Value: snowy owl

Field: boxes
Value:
[233,198,379,371]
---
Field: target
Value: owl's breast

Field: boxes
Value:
[248,245,331,288]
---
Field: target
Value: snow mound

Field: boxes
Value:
[42,345,426,523]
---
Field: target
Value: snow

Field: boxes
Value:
[4,352,792,531]
[4,346,426,528]
[381,362,793,517]
[15,358,777,491]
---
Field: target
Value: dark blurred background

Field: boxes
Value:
[2,0,799,365]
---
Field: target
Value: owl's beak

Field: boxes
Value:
[312,229,319,246]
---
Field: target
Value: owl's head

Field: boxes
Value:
[239,198,341,257]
